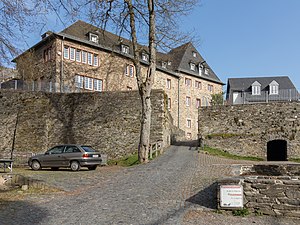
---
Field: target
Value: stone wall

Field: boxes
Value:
[0,89,183,162]
[198,102,300,159]
[217,164,300,217]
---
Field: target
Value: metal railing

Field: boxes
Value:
[229,89,300,105]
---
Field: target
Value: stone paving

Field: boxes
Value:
[0,145,300,225]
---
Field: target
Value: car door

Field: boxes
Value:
[60,146,82,167]
[41,146,65,167]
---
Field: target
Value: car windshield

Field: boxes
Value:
[81,146,96,152]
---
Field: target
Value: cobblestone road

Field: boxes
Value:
[1,146,299,225]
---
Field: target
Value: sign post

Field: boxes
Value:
[220,185,243,208]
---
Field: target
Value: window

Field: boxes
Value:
[87,52,92,65]
[121,45,129,54]
[142,53,149,61]
[187,133,192,139]
[43,47,52,62]
[166,79,171,89]
[82,51,87,63]
[196,98,201,108]
[269,80,279,95]
[70,47,75,61]
[94,79,103,92]
[186,96,191,106]
[63,46,69,59]
[190,63,195,71]
[93,54,99,66]
[127,86,132,90]
[167,98,171,110]
[84,77,93,90]
[195,81,202,89]
[125,64,134,77]
[89,33,99,43]
[76,49,81,62]
[192,51,197,57]
[75,75,84,88]
[187,119,192,128]
[252,81,261,95]
[208,84,213,92]
[199,64,204,76]
[162,61,167,68]
[204,68,209,75]
[185,78,191,87]
[167,61,172,66]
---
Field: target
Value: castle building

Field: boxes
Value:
[13,20,224,139]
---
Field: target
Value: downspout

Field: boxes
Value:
[177,76,181,128]
[60,36,65,93]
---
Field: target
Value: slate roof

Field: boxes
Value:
[13,20,224,84]
[227,76,297,92]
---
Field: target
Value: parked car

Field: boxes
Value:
[28,144,102,171]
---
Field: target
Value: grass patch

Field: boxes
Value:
[232,208,250,217]
[201,146,263,161]
[290,158,300,163]
[108,153,140,167]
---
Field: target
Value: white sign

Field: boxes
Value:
[220,185,243,208]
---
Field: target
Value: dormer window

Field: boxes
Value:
[190,63,195,71]
[121,45,129,54]
[204,68,209,75]
[167,61,172,66]
[89,33,99,43]
[198,64,203,76]
[269,80,279,95]
[252,81,261,95]
[142,53,149,61]
[162,61,167,69]
[192,51,197,57]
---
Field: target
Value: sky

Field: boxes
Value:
[24,0,300,90]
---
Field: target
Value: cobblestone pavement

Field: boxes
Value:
[1,146,299,225]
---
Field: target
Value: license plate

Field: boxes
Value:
[92,155,99,158]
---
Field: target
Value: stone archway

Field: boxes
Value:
[267,139,287,161]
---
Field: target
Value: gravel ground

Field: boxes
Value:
[0,145,299,225]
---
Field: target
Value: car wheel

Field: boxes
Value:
[51,167,59,171]
[88,165,97,171]
[70,161,80,171]
[31,160,41,171]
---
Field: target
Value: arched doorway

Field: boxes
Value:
[267,140,287,161]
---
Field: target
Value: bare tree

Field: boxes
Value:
[54,0,199,163]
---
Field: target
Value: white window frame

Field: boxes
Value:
[82,51,87,64]
[204,68,209,75]
[185,78,191,87]
[195,81,202,89]
[87,52,92,65]
[196,98,201,108]
[166,79,171,89]
[63,46,69,59]
[270,85,279,95]
[190,63,195,71]
[93,54,99,66]
[142,53,149,61]
[89,33,99,43]
[84,77,93,90]
[94,79,102,92]
[252,83,261,95]
[125,64,134,77]
[121,45,130,54]
[186,96,191,107]
[162,61,167,68]
[76,49,81,62]
[192,51,197,57]
[75,75,83,88]
[70,47,75,61]
[208,84,213,92]
[187,119,192,128]
[167,98,171,110]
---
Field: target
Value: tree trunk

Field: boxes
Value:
[138,89,151,163]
